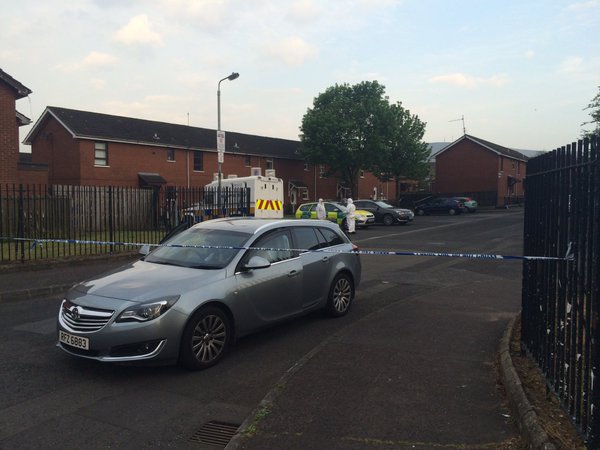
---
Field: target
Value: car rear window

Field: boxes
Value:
[292,227,322,252]
[317,227,345,247]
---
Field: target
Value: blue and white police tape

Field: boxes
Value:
[2,237,575,262]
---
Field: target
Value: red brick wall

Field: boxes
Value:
[435,140,499,193]
[0,83,19,185]
[29,117,401,209]
[17,165,49,185]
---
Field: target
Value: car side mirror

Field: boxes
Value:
[139,244,151,256]
[243,255,271,271]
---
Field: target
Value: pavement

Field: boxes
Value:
[0,249,557,449]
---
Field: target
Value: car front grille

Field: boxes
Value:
[60,299,114,333]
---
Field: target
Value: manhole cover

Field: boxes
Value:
[189,421,240,447]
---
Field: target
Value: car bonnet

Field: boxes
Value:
[69,260,227,303]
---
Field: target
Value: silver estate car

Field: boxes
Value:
[57,218,361,370]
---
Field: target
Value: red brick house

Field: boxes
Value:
[434,134,528,207]
[0,68,33,185]
[22,107,397,212]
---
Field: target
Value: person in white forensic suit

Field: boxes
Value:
[346,198,356,234]
[316,198,326,220]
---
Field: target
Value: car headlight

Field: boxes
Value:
[116,296,180,322]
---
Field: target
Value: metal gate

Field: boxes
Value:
[521,136,599,444]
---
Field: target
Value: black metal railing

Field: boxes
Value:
[521,136,599,445]
[0,184,250,263]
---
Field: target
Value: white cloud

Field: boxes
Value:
[560,56,584,73]
[429,73,509,88]
[525,50,535,59]
[266,36,317,67]
[83,51,118,67]
[566,0,599,11]
[89,79,106,89]
[287,0,321,23]
[113,14,164,46]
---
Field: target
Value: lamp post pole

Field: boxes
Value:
[217,72,239,216]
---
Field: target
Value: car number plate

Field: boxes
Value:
[59,330,89,350]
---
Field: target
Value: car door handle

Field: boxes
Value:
[321,256,329,262]
[288,270,299,277]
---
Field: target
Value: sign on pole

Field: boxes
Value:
[217,130,225,164]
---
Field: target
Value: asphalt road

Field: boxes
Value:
[0,210,525,449]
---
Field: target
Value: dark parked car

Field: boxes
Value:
[414,198,466,216]
[57,218,361,370]
[451,197,478,213]
[352,199,414,225]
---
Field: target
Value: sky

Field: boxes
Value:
[2,0,599,152]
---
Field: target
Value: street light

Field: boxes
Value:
[217,72,239,215]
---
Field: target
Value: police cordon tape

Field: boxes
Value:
[3,237,575,262]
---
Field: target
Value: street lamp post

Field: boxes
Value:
[217,72,239,216]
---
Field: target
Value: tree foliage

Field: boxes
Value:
[374,103,429,183]
[582,85,600,139]
[300,81,428,199]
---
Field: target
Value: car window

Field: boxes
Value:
[145,228,251,269]
[375,201,394,208]
[316,227,345,247]
[324,203,341,213]
[298,204,313,212]
[354,201,368,208]
[244,229,293,264]
[292,227,321,252]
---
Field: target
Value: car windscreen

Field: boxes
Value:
[144,228,251,269]
[375,201,394,208]
[331,202,348,212]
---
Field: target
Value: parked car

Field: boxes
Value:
[295,201,375,228]
[452,196,478,213]
[414,197,466,216]
[57,218,361,370]
[352,199,415,226]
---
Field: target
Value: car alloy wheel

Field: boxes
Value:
[416,209,425,216]
[383,214,394,226]
[180,306,231,370]
[448,208,457,215]
[325,273,354,317]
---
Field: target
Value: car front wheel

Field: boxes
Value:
[383,214,395,226]
[180,306,231,370]
[416,209,425,216]
[448,208,457,215]
[324,273,354,317]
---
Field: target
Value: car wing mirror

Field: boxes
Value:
[139,244,151,256]
[243,255,271,271]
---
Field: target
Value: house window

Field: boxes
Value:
[319,165,326,178]
[266,158,274,170]
[193,151,203,172]
[167,148,175,161]
[94,142,108,166]
[304,163,309,171]
[244,155,252,167]
[360,170,365,178]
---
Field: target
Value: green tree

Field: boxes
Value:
[374,103,430,191]
[582,85,600,139]
[300,81,395,197]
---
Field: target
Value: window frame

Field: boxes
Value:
[193,151,204,172]
[167,148,176,162]
[94,142,108,167]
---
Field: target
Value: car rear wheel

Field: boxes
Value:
[324,273,354,317]
[416,209,425,216]
[383,214,394,226]
[180,306,231,370]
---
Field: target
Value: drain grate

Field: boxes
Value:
[189,421,240,447]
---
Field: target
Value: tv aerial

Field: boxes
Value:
[449,115,466,135]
